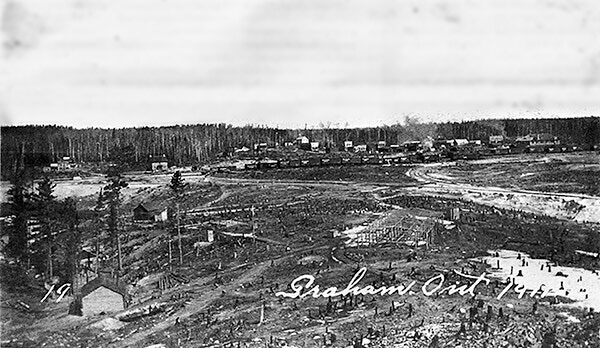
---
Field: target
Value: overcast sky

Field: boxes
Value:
[2,0,600,128]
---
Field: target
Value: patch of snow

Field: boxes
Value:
[574,199,600,223]
[479,249,600,311]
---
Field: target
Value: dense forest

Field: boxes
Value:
[1,117,598,179]
[436,117,600,145]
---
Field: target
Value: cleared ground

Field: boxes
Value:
[2,153,600,347]
[425,152,600,195]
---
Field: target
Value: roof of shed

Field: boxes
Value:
[81,277,127,298]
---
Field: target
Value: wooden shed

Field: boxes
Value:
[79,277,128,316]
[446,207,461,221]
[133,203,168,222]
[149,154,168,172]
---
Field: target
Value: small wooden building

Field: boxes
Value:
[446,207,461,221]
[79,277,127,316]
[149,154,168,172]
[133,203,168,222]
[197,229,214,243]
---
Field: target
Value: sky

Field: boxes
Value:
[2,0,600,129]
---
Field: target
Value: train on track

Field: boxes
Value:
[214,143,586,172]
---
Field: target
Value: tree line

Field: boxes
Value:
[436,117,599,146]
[2,117,598,178]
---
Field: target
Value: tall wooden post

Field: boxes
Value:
[259,301,265,325]
[117,233,123,271]
[177,202,183,265]
[168,234,173,271]
[95,237,100,274]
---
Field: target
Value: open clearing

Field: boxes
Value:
[2,152,600,347]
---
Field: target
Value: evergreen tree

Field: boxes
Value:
[59,198,80,290]
[6,170,32,264]
[92,189,106,274]
[36,177,56,278]
[103,169,128,271]
[169,170,187,265]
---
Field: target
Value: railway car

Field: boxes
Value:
[407,153,422,163]
[244,161,258,170]
[289,159,301,167]
[491,147,511,155]
[388,154,409,164]
[308,157,321,167]
[258,159,278,169]
[277,159,290,168]
[328,157,343,166]
[349,157,362,165]
[362,156,380,165]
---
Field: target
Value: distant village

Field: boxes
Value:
[36,132,586,177]
[213,133,581,172]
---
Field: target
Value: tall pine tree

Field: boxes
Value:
[103,169,128,272]
[36,177,56,278]
[92,189,106,274]
[59,198,80,290]
[169,170,187,265]
[6,169,32,264]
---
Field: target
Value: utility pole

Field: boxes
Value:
[117,232,123,271]
[95,237,99,274]
[259,301,265,325]
[177,202,182,265]
[168,234,173,271]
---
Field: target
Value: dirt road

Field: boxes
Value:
[406,165,600,200]
[405,165,600,223]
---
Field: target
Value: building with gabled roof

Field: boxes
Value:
[78,277,128,316]
[133,203,168,222]
[149,154,168,172]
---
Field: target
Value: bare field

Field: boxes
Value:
[429,152,600,195]
[213,165,418,185]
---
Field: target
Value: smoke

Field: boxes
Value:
[480,119,507,136]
